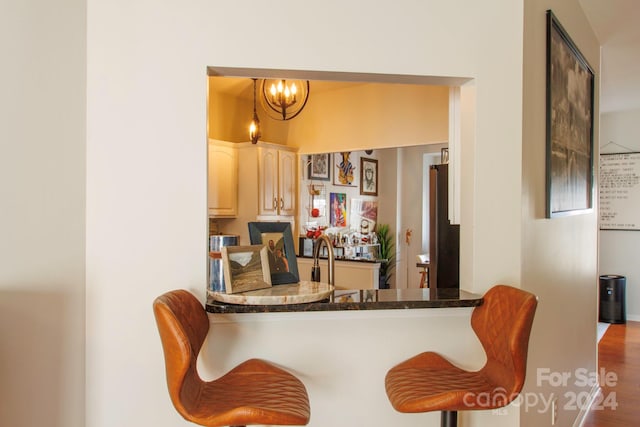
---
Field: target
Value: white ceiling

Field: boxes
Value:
[581,0,640,113]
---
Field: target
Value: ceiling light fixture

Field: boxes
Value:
[249,78,261,144]
[260,79,310,121]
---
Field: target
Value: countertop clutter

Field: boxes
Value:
[206,287,482,314]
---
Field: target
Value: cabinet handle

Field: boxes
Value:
[273,197,278,209]
[280,198,284,209]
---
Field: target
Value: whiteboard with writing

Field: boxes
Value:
[599,152,640,230]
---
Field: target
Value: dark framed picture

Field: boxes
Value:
[333,151,357,186]
[308,153,331,181]
[360,157,378,196]
[221,245,272,294]
[248,222,300,285]
[545,10,595,218]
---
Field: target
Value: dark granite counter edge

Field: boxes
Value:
[297,256,382,264]
[206,294,482,314]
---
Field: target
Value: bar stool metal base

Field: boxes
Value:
[441,410,457,427]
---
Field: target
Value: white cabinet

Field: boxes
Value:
[210,142,297,244]
[297,258,380,289]
[258,146,296,216]
[208,140,238,217]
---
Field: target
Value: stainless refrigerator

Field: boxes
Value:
[428,163,460,289]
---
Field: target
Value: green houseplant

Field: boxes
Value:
[376,223,395,289]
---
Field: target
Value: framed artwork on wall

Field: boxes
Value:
[308,153,331,181]
[329,192,347,227]
[248,222,300,285]
[360,157,378,196]
[545,10,595,218]
[333,152,357,187]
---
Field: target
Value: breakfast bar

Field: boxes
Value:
[201,285,485,427]
[206,285,482,313]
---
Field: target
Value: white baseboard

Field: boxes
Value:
[627,314,640,322]
[573,384,600,427]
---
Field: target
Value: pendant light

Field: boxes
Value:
[260,79,310,121]
[249,78,261,144]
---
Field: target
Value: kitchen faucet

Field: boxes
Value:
[311,234,335,286]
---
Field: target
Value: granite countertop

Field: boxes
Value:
[206,287,482,313]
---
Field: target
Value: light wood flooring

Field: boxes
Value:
[582,321,640,427]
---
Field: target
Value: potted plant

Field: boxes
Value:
[376,223,395,289]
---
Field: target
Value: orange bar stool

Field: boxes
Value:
[153,289,310,427]
[385,285,537,427]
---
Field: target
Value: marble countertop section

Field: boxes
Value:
[209,282,334,305]
[206,287,482,313]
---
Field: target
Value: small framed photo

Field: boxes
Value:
[308,153,331,181]
[248,222,300,285]
[221,245,272,294]
[360,157,378,196]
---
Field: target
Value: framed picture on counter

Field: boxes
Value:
[221,245,272,294]
[248,222,300,285]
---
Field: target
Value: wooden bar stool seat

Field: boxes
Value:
[385,285,537,427]
[154,290,310,427]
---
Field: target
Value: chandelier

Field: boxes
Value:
[260,79,310,121]
[249,78,261,144]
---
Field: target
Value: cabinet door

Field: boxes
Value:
[278,149,297,216]
[258,147,279,215]
[208,143,238,217]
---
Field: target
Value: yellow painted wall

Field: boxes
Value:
[208,78,449,152]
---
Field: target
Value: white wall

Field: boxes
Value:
[82,0,522,427]
[600,108,640,320]
[0,0,86,426]
[85,1,527,426]
[522,2,600,426]
[89,0,596,426]
[2,0,602,426]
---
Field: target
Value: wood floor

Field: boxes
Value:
[582,321,640,427]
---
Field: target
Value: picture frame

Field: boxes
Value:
[360,157,378,196]
[333,151,357,187]
[350,199,378,236]
[545,10,595,218]
[308,153,331,181]
[248,222,300,285]
[221,245,272,294]
[329,192,347,227]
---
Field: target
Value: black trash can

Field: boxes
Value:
[599,275,626,324]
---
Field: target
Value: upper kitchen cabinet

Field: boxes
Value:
[258,146,297,217]
[208,140,238,218]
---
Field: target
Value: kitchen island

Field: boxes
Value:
[201,286,487,427]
